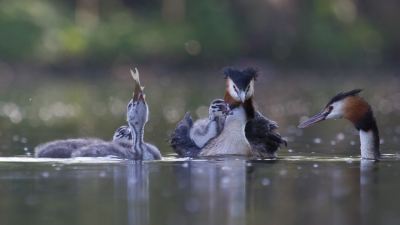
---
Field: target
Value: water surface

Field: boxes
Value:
[1,68,400,224]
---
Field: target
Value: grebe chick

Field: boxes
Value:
[72,97,161,160]
[113,125,132,141]
[35,138,105,158]
[72,69,162,160]
[190,99,232,148]
[298,89,381,160]
[35,125,131,158]
[170,99,232,157]
[36,69,161,160]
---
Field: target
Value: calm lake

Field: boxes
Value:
[0,66,399,224]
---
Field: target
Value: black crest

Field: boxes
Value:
[222,67,258,90]
[325,89,363,108]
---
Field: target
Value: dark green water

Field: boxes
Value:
[0,154,399,225]
[1,67,400,224]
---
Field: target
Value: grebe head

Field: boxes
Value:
[127,69,149,127]
[299,89,366,128]
[222,67,258,103]
[113,125,132,141]
[209,99,232,120]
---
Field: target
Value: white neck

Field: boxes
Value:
[359,130,380,160]
[225,107,248,128]
[199,106,252,156]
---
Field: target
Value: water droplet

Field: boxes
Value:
[23,147,28,151]
[331,140,336,145]
[337,133,345,140]
[279,170,287,175]
[350,141,355,145]
[288,149,293,153]
[99,171,106,177]
[262,178,270,186]
[42,172,49,177]
[13,135,20,141]
[29,98,32,101]
[313,164,318,168]
[313,138,321,144]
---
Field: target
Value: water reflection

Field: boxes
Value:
[0,154,400,224]
[126,163,149,225]
[169,158,247,225]
[360,160,379,225]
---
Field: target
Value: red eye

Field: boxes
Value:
[329,106,333,111]
[233,85,237,90]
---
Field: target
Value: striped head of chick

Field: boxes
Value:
[222,67,258,107]
[209,99,232,120]
[298,89,370,129]
[113,125,132,141]
[127,69,148,127]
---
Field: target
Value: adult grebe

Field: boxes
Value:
[170,67,286,158]
[298,89,381,160]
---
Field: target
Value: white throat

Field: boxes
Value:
[199,106,252,156]
[359,130,379,160]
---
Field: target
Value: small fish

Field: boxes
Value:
[130,68,145,101]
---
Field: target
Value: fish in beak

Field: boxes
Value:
[298,111,330,128]
[130,68,145,102]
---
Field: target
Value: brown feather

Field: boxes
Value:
[224,77,255,120]
[343,96,369,124]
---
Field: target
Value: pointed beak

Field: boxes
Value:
[298,111,330,128]
[238,91,246,103]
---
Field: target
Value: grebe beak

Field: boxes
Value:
[298,111,330,128]
[238,91,246,103]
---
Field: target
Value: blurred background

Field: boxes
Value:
[1,0,400,156]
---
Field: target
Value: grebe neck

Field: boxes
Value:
[354,108,380,160]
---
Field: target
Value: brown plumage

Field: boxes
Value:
[343,96,370,125]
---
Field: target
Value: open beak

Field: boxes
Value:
[221,103,233,115]
[298,111,330,128]
[238,91,246,103]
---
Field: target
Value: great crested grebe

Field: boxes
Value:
[35,69,162,160]
[170,67,286,158]
[298,89,381,160]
